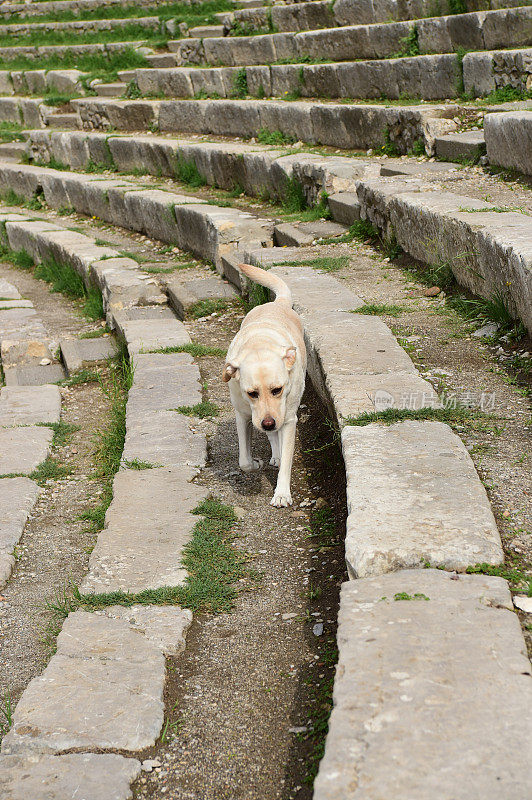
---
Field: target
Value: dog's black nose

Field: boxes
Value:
[261,416,276,431]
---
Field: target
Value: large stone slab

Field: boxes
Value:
[1,610,168,754]
[119,317,191,356]
[97,604,192,656]
[341,421,503,578]
[314,569,532,800]
[484,110,532,176]
[0,476,40,589]
[0,278,21,300]
[0,426,53,475]
[0,385,61,426]
[127,352,202,414]
[0,753,141,800]
[59,336,118,374]
[122,409,207,469]
[80,467,206,594]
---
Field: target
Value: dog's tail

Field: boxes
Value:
[238,262,292,304]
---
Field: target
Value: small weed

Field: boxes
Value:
[306,506,338,552]
[257,128,294,146]
[78,328,111,339]
[466,563,532,596]
[175,399,219,418]
[277,256,348,273]
[146,342,227,358]
[122,458,159,470]
[173,153,206,188]
[394,25,420,58]
[394,592,430,601]
[124,79,141,99]
[57,369,99,387]
[351,303,405,317]
[0,691,13,738]
[187,299,232,319]
[281,176,307,214]
[30,456,73,486]
[344,404,491,430]
[232,67,248,98]
[43,420,80,447]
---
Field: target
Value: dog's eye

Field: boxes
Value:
[247,390,259,399]
[271,387,282,396]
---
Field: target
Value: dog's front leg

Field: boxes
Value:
[266,430,280,467]
[236,411,263,472]
[271,419,296,507]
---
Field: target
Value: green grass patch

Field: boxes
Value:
[78,327,111,339]
[257,128,295,146]
[275,255,348,273]
[232,67,248,99]
[41,420,80,447]
[350,303,405,317]
[393,592,430,601]
[344,404,493,430]
[187,298,232,319]
[0,46,149,75]
[57,369,100,387]
[474,85,532,106]
[122,458,159,470]
[78,352,132,532]
[32,257,103,320]
[175,399,219,418]
[466,563,532,596]
[447,290,524,337]
[53,496,255,616]
[0,121,25,143]
[146,342,227,358]
[143,262,196,274]
[30,456,73,486]
[173,153,206,188]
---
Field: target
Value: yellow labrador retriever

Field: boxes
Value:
[223,262,307,507]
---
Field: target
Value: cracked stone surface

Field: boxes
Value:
[314,569,532,800]
[81,466,206,594]
[0,426,53,475]
[342,421,503,577]
[0,753,141,799]
[1,610,169,754]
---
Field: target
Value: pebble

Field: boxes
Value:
[141,759,162,772]
[282,612,297,620]
[513,596,532,613]
[312,623,324,636]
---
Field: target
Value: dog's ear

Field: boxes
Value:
[222,362,239,382]
[283,347,297,371]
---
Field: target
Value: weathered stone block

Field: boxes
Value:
[0,753,141,800]
[0,476,40,588]
[314,570,532,800]
[0,426,53,475]
[0,385,61,426]
[81,467,206,594]
[484,110,532,176]
[342,421,503,577]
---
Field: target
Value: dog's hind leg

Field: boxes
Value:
[236,410,263,472]
[271,420,296,507]
[267,430,280,468]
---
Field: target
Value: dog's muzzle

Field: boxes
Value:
[261,416,276,431]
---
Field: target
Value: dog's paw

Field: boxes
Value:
[271,490,292,508]
[240,458,263,473]
[269,456,280,468]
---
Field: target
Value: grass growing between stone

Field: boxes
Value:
[277,256,349,273]
[147,342,227,358]
[175,399,219,418]
[344,404,494,432]
[50,498,256,619]
[78,350,133,533]
[466,563,532,596]
[187,299,232,319]
[351,303,406,317]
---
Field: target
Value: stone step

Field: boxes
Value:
[145,52,180,68]
[189,24,226,38]
[434,129,486,163]
[0,16,160,38]
[164,274,238,319]
[314,569,532,800]
[18,133,532,335]
[0,0,170,21]
[70,97,458,152]
[59,335,118,374]
[484,109,532,176]
[229,0,526,33]
[0,753,141,800]
[93,81,127,97]
[0,68,82,96]
[341,421,502,577]
[99,46,532,102]
[0,40,150,65]
[166,6,532,68]
[46,112,79,129]
[273,219,347,246]
[0,142,27,161]
[1,608,192,754]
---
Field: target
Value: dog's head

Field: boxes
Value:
[222,347,297,431]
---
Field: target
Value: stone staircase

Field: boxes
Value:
[0,0,530,797]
